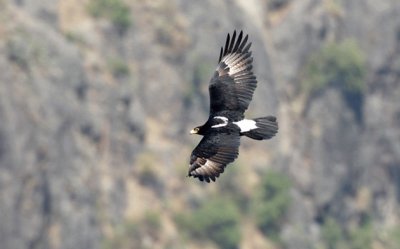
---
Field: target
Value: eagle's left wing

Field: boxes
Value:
[208,30,257,114]
[188,132,240,182]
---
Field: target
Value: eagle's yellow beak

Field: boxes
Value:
[190,128,198,134]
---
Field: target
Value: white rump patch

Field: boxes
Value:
[211,116,229,128]
[233,119,258,132]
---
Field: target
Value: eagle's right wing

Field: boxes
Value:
[208,31,257,114]
[188,132,240,183]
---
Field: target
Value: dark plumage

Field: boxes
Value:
[189,31,278,183]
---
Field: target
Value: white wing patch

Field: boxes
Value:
[221,53,248,77]
[233,119,258,132]
[211,116,229,128]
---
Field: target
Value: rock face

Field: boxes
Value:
[0,4,143,249]
[0,0,400,248]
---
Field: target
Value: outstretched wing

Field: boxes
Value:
[188,132,240,182]
[209,30,257,114]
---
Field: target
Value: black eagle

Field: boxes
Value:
[188,30,278,182]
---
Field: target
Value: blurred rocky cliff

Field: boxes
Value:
[0,0,400,248]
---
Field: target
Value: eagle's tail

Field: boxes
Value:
[241,116,278,140]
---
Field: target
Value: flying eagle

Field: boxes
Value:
[188,30,278,182]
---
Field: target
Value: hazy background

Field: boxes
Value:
[1,0,400,248]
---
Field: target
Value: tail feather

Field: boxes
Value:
[241,116,278,140]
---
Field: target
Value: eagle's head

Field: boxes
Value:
[190,126,202,135]
[190,124,209,135]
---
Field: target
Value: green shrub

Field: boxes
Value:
[348,218,372,249]
[102,211,161,249]
[64,31,85,44]
[254,171,291,240]
[88,0,131,34]
[107,58,130,78]
[322,218,344,249]
[387,226,400,249]
[216,164,251,212]
[176,199,241,249]
[320,215,372,249]
[7,34,44,69]
[302,40,366,95]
